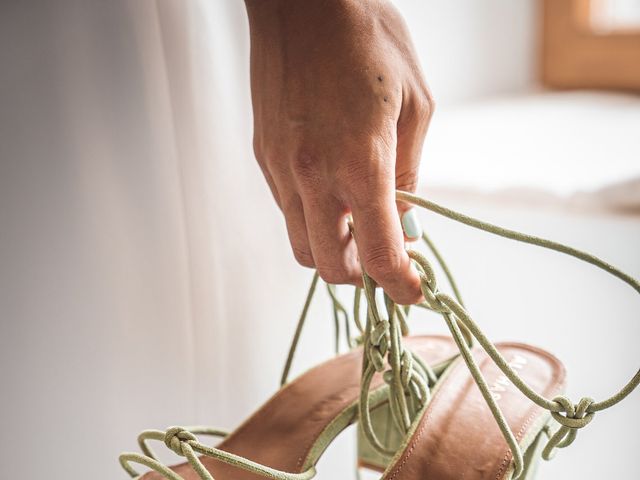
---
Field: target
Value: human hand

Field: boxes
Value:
[245,0,433,304]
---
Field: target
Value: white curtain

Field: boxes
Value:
[0,1,344,478]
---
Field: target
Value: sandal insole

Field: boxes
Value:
[383,342,566,480]
[141,335,459,480]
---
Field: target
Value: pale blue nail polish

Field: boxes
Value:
[402,208,422,240]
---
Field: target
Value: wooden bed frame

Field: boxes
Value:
[542,0,640,91]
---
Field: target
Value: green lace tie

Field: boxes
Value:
[119,190,639,480]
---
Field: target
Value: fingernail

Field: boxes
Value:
[401,208,422,241]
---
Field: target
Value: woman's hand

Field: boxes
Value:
[245,0,433,304]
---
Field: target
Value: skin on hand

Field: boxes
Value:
[245,0,434,304]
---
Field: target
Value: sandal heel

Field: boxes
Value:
[518,421,551,480]
[357,401,404,472]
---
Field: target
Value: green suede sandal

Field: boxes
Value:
[372,191,639,479]
[352,228,467,474]
[279,225,469,476]
[119,334,458,480]
[119,216,463,480]
[118,190,639,480]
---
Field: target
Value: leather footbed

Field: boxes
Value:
[141,335,458,480]
[383,343,566,480]
[142,338,564,480]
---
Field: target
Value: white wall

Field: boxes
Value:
[395,0,539,105]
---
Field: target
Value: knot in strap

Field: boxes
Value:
[542,396,595,460]
[408,250,450,313]
[399,350,414,388]
[370,319,390,346]
[424,286,450,314]
[551,396,595,429]
[382,352,413,389]
[164,427,197,456]
[368,319,390,372]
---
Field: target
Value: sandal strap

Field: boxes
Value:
[372,190,640,478]
[121,223,462,479]
[280,225,465,386]
[119,426,316,480]
[120,190,638,480]
[280,208,467,456]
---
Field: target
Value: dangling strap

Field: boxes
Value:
[278,207,468,455]
[119,223,462,479]
[385,190,640,478]
[118,190,638,480]
[280,225,463,386]
[280,271,320,386]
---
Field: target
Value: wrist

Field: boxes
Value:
[244,0,282,35]
[244,0,362,33]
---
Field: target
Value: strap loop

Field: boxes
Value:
[550,396,595,430]
[120,426,317,480]
[120,190,638,480]
[164,427,197,457]
[394,190,639,477]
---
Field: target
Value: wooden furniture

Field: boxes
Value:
[542,0,640,91]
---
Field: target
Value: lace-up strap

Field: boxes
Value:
[119,427,316,480]
[358,274,434,455]
[392,190,640,478]
[279,224,464,387]
[120,190,638,480]
[277,204,468,457]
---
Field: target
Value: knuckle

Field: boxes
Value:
[291,149,320,186]
[341,161,370,187]
[252,136,266,163]
[363,245,402,279]
[292,247,315,268]
[427,95,436,114]
[396,169,418,192]
[393,289,423,306]
[414,96,434,124]
[418,82,435,108]
[341,160,391,196]
[411,86,435,125]
[317,265,351,285]
[423,90,436,117]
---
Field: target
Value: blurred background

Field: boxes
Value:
[0,1,638,479]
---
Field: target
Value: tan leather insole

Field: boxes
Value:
[383,343,566,480]
[142,335,459,480]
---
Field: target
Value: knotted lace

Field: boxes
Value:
[280,227,465,457]
[392,190,640,478]
[358,274,432,455]
[119,190,639,480]
[120,426,316,480]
